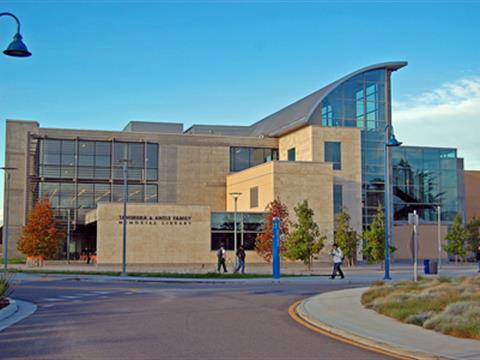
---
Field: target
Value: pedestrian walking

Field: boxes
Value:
[234,245,246,274]
[476,245,480,272]
[330,243,344,279]
[216,243,228,273]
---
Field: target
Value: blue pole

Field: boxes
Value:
[272,217,281,280]
[384,127,391,280]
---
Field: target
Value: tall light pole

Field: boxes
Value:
[1,167,17,272]
[118,160,131,276]
[0,12,32,57]
[384,125,402,280]
[437,205,441,270]
[229,192,242,268]
[1,13,30,271]
[66,208,71,264]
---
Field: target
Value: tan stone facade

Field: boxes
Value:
[464,170,480,221]
[2,118,468,264]
[226,161,334,238]
[278,125,362,233]
[90,203,213,264]
[3,120,277,258]
[393,224,449,261]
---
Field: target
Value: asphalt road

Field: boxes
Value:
[0,275,393,360]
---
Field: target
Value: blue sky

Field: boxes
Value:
[1,0,479,218]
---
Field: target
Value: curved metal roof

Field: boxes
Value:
[249,61,407,137]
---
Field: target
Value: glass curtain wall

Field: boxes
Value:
[392,147,459,222]
[311,69,387,227]
[211,212,265,250]
[37,138,159,217]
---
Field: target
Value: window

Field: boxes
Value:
[334,184,343,214]
[230,147,278,172]
[288,148,296,161]
[211,212,265,250]
[325,142,341,170]
[250,187,259,208]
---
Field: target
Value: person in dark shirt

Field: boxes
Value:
[216,243,227,273]
[476,245,480,272]
[234,245,246,274]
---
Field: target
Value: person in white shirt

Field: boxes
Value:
[330,243,344,279]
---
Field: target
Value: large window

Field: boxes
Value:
[309,69,387,227]
[37,138,160,212]
[392,147,459,222]
[325,142,341,170]
[334,184,343,214]
[211,212,265,251]
[230,147,278,172]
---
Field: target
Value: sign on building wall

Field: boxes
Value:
[117,215,192,226]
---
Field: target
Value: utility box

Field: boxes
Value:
[429,260,438,275]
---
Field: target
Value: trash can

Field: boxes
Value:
[423,259,430,274]
[429,260,438,275]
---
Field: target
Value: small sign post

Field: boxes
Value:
[408,210,419,281]
[272,217,281,280]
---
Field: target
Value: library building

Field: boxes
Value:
[3,62,479,265]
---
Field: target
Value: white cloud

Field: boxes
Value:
[393,76,480,170]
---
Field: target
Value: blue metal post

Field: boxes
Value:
[272,217,280,280]
[384,128,391,280]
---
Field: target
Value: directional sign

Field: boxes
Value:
[408,212,419,226]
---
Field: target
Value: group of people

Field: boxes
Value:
[216,243,246,274]
[216,242,347,278]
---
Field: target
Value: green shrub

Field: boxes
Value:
[361,275,480,340]
[0,272,14,300]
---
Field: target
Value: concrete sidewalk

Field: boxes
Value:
[8,262,479,285]
[296,288,480,360]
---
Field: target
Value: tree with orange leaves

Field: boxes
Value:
[255,198,289,262]
[17,195,63,262]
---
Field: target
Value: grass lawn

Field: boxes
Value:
[0,258,26,265]
[8,268,301,279]
[361,275,480,340]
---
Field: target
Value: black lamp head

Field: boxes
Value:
[3,32,31,57]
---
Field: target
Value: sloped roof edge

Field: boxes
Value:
[250,61,408,137]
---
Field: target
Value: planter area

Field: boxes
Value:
[361,275,480,340]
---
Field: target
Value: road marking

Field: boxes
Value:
[41,298,63,302]
[288,301,414,360]
[59,295,79,299]
[16,285,139,292]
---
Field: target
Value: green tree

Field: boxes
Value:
[465,216,480,253]
[444,213,468,262]
[363,205,396,264]
[284,200,326,271]
[334,208,360,267]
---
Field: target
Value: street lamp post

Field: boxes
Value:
[384,125,402,280]
[0,12,32,57]
[437,205,441,270]
[1,167,17,272]
[67,208,71,264]
[118,160,131,276]
[229,192,242,270]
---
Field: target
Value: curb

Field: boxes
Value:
[0,298,18,322]
[289,300,449,360]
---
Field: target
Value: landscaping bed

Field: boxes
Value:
[0,298,9,311]
[361,275,480,340]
